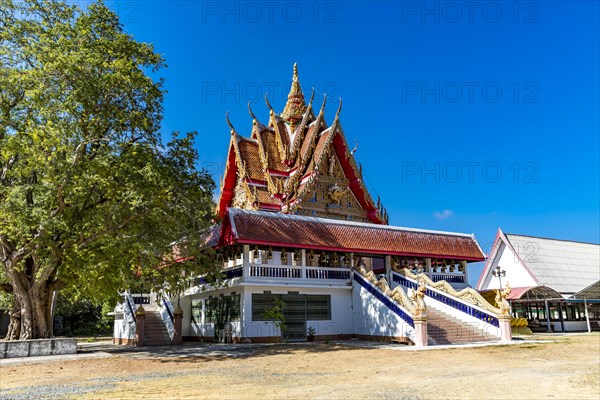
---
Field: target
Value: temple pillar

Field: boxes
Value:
[461,261,468,285]
[173,305,184,345]
[243,245,250,278]
[425,258,432,275]
[498,315,512,342]
[385,255,392,284]
[413,317,428,347]
[301,249,307,279]
[135,305,145,347]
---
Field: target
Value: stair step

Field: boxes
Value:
[426,304,498,345]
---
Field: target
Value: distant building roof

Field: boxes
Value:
[572,280,600,300]
[217,208,486,261]
[505,234,600,295]
[478,229,600,296]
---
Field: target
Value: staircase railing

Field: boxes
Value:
[354,268,416,328]
[124,293,137,323]
[158,296,176,340]
[391,268,501,328]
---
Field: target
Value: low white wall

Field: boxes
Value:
[0,338,77,359]
[351,278,415,341]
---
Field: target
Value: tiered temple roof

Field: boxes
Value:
[217,64,388,224]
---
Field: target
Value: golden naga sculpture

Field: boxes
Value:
[356,266,418,317]
[395,266,502,316]
[495,282,512,316]
[328,183,348,205]
[410,278,427,317]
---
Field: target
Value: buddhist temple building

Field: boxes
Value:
[477,229,600,332]
[113,65,515,346]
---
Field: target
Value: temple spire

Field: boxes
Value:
[281,62,306,122]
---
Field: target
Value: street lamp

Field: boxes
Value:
[492,265,506,289]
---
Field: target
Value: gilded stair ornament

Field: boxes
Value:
[495,282,512,316]
[395,267,502,315]
[409,278,427,317]
[356,266,417,316]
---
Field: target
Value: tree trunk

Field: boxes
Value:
[4,263,55,340]
[6,304,21,340]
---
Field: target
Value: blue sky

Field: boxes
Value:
[105,0,599,282]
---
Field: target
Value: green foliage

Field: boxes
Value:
[54,294,113,336]
[0,0,218,332]
[264,298,286,342]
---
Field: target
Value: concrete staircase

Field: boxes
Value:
[427,307,498,345]
[143,310,171,346]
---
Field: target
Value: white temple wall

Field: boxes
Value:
[351,279,415,340]
[242,286,353,339]
[182,284,353,340]
[184,286,243,340]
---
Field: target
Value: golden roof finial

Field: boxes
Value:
[247,101,258,123]
[318,93,327,116]
[225,112,236,135]
[281,62,306,121]
[334,98,342,121]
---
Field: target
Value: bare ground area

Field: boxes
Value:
[1,333,599,399]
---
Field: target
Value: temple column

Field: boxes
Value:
[425,258,432,276]
[301,249,307,279]
[243,245,250,279]
[461,261,468,285]
[385,255,392,284]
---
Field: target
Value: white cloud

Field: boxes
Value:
[433,209,454,221]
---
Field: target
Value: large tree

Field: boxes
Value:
[0,0,216,340]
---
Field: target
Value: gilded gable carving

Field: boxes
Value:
[217,64,386,224]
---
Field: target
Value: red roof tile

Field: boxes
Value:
[221,208,485,261]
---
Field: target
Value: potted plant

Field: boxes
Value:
[307,326,316,342]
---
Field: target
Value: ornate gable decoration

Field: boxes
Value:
[216,64,388,224]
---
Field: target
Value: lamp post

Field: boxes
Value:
[492,265,506,289]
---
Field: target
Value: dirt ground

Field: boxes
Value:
[1,333,599,399]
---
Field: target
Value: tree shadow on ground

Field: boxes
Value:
[84,341,394,364]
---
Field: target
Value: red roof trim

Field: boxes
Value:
[232,238,484,260]
[217,142,238,218]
